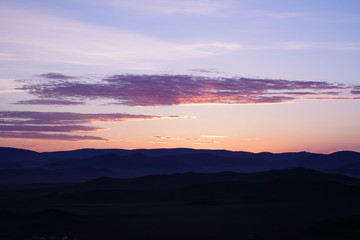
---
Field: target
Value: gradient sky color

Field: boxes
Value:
[0,0,360,153]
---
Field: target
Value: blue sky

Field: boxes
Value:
[0,0,359,152]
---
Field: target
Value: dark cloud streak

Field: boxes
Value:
[0,132,106,141]
[14,99,85,105]
[0,111,172,124]
[351,86,360,95]
[0,125,101,132]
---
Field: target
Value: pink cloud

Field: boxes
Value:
[153,135,219,144]
[16,73,349,106]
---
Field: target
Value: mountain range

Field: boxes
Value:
[2,147,360,239]
[1,147,360,183]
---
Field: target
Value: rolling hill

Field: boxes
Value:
[1,147,360,183]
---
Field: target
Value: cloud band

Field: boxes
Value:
[0,111,181,141]
[16,73,353,106]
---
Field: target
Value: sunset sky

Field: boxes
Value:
[1,0,360,153]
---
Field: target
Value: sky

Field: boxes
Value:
[0,0,360,153]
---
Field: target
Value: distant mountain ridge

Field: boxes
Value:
[1,147,360,183]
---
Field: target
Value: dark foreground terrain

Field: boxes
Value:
[1,167,360,240]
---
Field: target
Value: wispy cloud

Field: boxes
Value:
[245,41,360,51]
[240,137,260,141]
[103,0,231,16]
[153,135,219,144]
[16,73,354,106]
[153,136,199,141]
[304,96,360,101]
[202,135,228,138]
[1,3,357,76]
[272,41,318,50]
[0,4,240,71]
[261,11,307,19]
[0,111,181,141]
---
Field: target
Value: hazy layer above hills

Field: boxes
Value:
[1,147,360,183]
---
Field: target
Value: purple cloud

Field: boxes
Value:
[351,86,360,95]
[0,125,101,132]
[0,132,105,141]
[14,99,85,105]
[0,111,181,141]
[37,72,77,80]
[0,111,175,124]
[16,73,349,106]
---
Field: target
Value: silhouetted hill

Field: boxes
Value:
[0,208,99,240]
[1,147,360,183]
[0,147,40,168]
[0,147,39,159]
[40,148,132,161]
[83,167,360,191]
[0,166,114,184]
[1,167,360,205]
[320,151,360,178]
[1,168,360,240]
[305,214,360,239]
[328,150,360,160]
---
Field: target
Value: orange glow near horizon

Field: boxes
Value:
[1,99,359,154]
